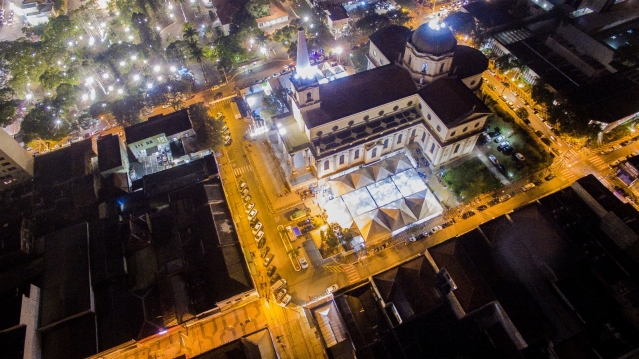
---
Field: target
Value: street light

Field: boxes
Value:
[153,65,161,72]
[335,46,342,64]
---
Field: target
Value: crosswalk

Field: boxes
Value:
[323,265,343,273]
[564,149,580,164]
[232,165,253,177]
[560,168,579,183]
[342,264,362,284]
[594,174,612,189]
[210,98,232,107]
[588,155,610,171]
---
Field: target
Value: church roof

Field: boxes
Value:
[369,25,412,62]
[305,65,417,129]
[450,45,489,80]
[418,77,491,127]
[410,22,457,56]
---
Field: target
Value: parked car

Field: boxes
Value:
[254,230,264,242]
[214,92,223,100]
[242,195,252,203]
[248,209,258,221]
[260,246,270,258]
[545,174,556,181]
[326,284,339,294]
[270,273,282,284]
[493,135,504,143]
[488,155,498,165]
[462,210,475,219]
[298,257,309,269]
[499,194,512,202]
[280,293,292,306]
[252,222,263,234]
[238,179,247,189]
[275,288,288,300]
[240,188,249,197]
[515,153,525,161]
[430,225,443,234]
[245,202,255,213]
[264,253,275,266]
[257,237,266,249]
[521,183,536,192]
[266,265,276,277]
[477,205,488,211]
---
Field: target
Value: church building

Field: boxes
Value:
[272,21,490,188]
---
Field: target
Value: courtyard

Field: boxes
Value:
[441,157,502,200]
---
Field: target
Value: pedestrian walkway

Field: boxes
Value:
[588,155,610,171]
[210,98,233,107]
[243,138,301,213]
[323,265,343,273]
[341,264,362,284]
[473,147,511,185]
[564,149,580,164]
[233,164,253,177]
[560,168,579,183]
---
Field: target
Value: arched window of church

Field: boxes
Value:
[430,143,435,153]
[383,139,389,149]
[354,149,360,159]
[436,125,441,132]
[306,92,312,102]
[454,144,460,154]
[421,132,426,142]
[463,126,468,132]
[324,161,330,170]
[451,131,456,137]
[372,148,377,157]
[339,155,345,165]
[411,129,416,137]
[474,122,480,128]
[397,134,403,144]
[408,55,412,66]
[440,63,445,72]
[421,63,427,73]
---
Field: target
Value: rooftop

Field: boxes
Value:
[125,108,193,144]
[305,65,417,129]
[369,25,412,63]
[326,4,349,21]
[410,22,457,55]
[256,1,288,23]
[213,0,240,25]
[450,45,489,80]
[191,328,277,359]
[97,134,122,172]
[33,139,95,189]
[418,77,491,126]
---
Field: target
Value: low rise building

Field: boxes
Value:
[323,4,349,38]
[256,1,289,33]
[125,109,194,160]
[0,129,34,189]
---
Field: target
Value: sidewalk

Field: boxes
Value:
[244,136,301,213]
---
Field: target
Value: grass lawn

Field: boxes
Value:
[481,114,553,181]
[442,157,502,200]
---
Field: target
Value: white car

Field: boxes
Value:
[430,225,443,234]
[521,183,536,192]
[326,284,338,294]
[215,111,224,119]
[280,294,292,306]
[298,257,309,269]
[245,202,255,213]
[248,209,258,221]
[254,230,264,241]
[252,222,263,235]
[241,188,249,197]
[515,153,525,161]
[488,155,498,165]
[238,180,247,189]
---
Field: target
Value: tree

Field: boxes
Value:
[182,23,198,42]
[355,13,391,37]
[21,23,46,39]
[165,40,191,64]
[0,88,19,127]
[287,247,300,259]
[189,103,225,150]
[39,69,66,91]
[515,107,529,121]
[272,19,301,44]
[444,12,476,35]
[494,54,516,71]
[531,81,554,107]
[245,0,270,18]
[187,40,208,84]
[53,83,78,109]
[21,98,71,142]
[386,9,412,26]
[111,93,145,126]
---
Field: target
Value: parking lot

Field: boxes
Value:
[134,147,174,177]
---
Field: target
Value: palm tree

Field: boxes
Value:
[182,24,198,43]
[188,41,208,85]
[287,247,300,259]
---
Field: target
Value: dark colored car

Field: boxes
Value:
[442,220,454,228]
[260,246,270,258]
[214,92,223,100]
[266,265,276,277]
[545,174,556,181]
[462,211,475,219]
[416,232,429,240]
[270,273,282,284]
[257,237,266,249]
[477,205,488,211]
[497,164,506,173]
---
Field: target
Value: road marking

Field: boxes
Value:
[233,165,253,177]
[560,168,578,183]
[564,149,580,164]
[588,155,610,170]
[341,264,362,284]
[323,265,343,273]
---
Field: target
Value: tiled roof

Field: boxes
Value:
[125,109,192,144]
[418,77,491,127]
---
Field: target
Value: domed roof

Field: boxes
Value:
[409,22,457,56]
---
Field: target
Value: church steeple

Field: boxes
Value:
[295,27,315,79]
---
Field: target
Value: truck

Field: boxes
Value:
[231,101,242,120]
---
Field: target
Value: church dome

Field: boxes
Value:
[409,21,457,56]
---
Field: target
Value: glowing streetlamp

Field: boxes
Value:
[153,65,161,73]
[335,46,343,64]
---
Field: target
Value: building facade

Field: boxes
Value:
[0,129,34,188]
[277,23,489,187]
